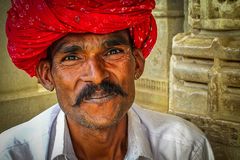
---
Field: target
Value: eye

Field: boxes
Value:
[103,47,130,61]
[106,48,124,56]
[61,54,83,66]
[63,55,79,61]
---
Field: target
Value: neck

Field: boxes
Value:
[66,115,128,160]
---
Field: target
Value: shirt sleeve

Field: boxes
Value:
[0,143,34,160]
[190,136,215,160]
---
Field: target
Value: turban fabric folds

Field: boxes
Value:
[6,0,157,77]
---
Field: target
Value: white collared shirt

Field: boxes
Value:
[0,103,214,160]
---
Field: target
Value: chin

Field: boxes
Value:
[77,115,122,130]
[74,105,126,130]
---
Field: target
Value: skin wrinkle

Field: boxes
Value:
[37,29,145,160]
[47,30,136,129]
[55,33,129,56]
[46,30,134,62]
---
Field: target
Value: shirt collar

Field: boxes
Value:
[50,110,65,160]
[51,110,77,160]
[51,104,153,160]
[125,106,153,160]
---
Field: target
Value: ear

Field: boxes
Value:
[36,60,54,91]
[133,48,145,80]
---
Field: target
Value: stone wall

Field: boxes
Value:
[170,32,240,160]
[136,0,240,159]
[135,0,184,112]
[0,0,57,133]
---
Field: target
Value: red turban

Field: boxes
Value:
[6,0,157,77]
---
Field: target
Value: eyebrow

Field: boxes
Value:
[63,45,82,53]
[51,33,130,55]
[103,37,130,47]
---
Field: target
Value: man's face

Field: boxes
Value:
[37,30,144,129]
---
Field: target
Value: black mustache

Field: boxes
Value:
[74,80,128,106]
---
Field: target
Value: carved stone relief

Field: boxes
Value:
[211,0,240,19]
[171,33,240,121]
[135,1,184,112]
[154,0,184,17]
[188,0,240,29]
[170,32,240,159]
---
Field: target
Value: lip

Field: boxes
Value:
[83,93,117,104]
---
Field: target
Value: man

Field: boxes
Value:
[0,0,214,160]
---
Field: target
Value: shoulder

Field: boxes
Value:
[132,104,214,160]
[132,103,203,137]
[0,104,61,159]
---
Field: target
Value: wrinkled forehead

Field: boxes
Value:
[48,30,132,55]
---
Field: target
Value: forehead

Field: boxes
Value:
[51,30,131,51]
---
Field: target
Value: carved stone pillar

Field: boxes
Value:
[135,0,184,112]
[170,0,240,159]
[0,0,57,132]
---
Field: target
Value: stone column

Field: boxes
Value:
[0,0,57,132]
[170,0,240,159]
[135,0,184,112]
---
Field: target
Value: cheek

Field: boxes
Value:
[117,61,136,95]
[52,62,83,88]
[51,67,80,106]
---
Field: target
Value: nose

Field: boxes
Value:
[81,57,109,84]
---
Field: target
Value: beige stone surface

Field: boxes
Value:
[135,0,184,112]
[171,33,240,121]
[135,78,168,112]
[0,0,57,133]
[170,32,240,159]
[0,87,57,132]
[172,1,240,158]
[189,0,240,30]
[0,1,38,93]
[154,0,184,17]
